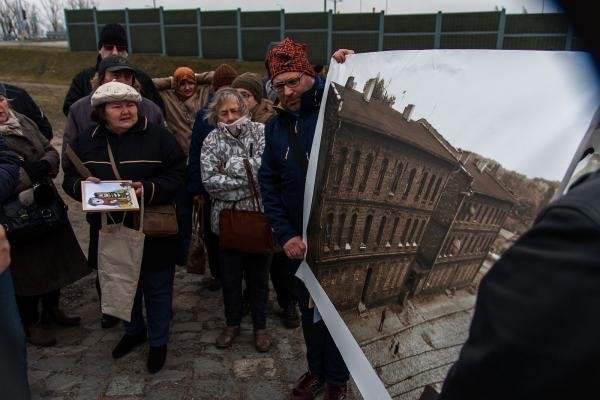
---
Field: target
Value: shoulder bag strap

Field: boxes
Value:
[105,139,122,180]
[242,158,261,212]
[286,119,309,175]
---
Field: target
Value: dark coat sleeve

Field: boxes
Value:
[141,126,186,205]
[137,70,165,115]
[187,106,213,195]
[0,137,19,202]
[439,173,600,400]
[259,119,298,246]
[6,84,53,140]
[63,68,94,116]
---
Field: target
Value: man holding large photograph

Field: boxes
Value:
[259,38,351,400]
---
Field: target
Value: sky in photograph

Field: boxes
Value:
[325,50,600,181]
[94,0,562,14]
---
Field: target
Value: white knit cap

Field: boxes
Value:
[90,81,141,107]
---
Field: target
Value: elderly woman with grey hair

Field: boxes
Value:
[200,88,271,353]
[62,81,186,374]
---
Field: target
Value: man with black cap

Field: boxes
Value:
[259,38,353,400]
[62,23,163,116]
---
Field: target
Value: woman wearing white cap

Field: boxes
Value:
[62,81,186,374]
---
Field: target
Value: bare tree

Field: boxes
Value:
[65,0,97,8]
[24,2,41,37]
[0,0,19,40]
[39,0,63,31]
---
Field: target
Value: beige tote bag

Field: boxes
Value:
[98,205,145,322]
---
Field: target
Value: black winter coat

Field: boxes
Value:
[62,117,186,270]
[439,170,600,400]
[5,83,53,139]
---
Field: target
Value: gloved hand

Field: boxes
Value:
[22,160,51,182]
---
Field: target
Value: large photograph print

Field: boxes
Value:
[302,49,599,399]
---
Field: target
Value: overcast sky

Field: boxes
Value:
[324,50,599,181]
[95,0,562,14]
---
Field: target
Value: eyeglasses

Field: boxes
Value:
[270,73,304,93]
[103,44,128,52]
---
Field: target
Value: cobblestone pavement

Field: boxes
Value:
[27,270,346,400]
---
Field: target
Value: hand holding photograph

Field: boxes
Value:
[81,181,140,212]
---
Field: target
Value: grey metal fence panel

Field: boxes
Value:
[382,14,436,50]
[284,12,329,64]
[65,8,582,59]
[240,11,281,61]
[163,10,199,56]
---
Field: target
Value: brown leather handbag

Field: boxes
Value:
[106,140,178,237]
[219,159,275,254]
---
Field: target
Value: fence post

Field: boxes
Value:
[159,6,166,56]
[92,7,99,49]
[434,11,442,49]
[496,8,506,49]
[280,9,285,41]
[327,10,333,61]
[236,8,243,61]
[565,25,573,50]
[124,8,132,53]
[64,9,71,50]
[378,10,385,51]
[196,8,203,58]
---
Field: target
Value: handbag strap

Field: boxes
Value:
[106,139,122,180]
[242,158,261,212]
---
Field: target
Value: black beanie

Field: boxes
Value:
[98,23,128,51]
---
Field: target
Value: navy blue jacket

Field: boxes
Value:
[187,92,215,195]
[440,170,600,400]
[259,76,325,247]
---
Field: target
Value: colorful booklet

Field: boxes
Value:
[81,180,140,212]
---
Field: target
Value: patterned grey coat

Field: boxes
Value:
[200,119,265,235]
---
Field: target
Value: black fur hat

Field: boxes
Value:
[98,23,128,51]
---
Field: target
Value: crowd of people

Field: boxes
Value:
[0,22,354,400]
[1,1,599,397]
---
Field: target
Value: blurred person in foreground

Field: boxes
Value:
[0,83,89,347]
[438,0,600,399]
[62,82,185,373]
[200,88,272,353]
[258,38,353,400]
[62,23,163,116]
[0,137,30,400]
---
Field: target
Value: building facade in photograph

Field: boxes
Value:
[307,79,514,311]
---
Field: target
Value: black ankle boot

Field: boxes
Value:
[112,332,147,359]
[101,314,120,329]
[147,345,167,374]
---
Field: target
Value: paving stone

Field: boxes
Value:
[105,375,144,396]
[148,369,188,385]
[171,321,204,333]
[30,356,77,372]
[232,357,276,379]
[45,373,82,392]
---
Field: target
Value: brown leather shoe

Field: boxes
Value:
[42,306,81,327]
[324,383,347,400]
[27,322,57,347]
[291,372,324,400]
[253,328,271,352]
[215,325,240,348]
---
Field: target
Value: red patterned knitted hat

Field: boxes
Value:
[267,38,315,79]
